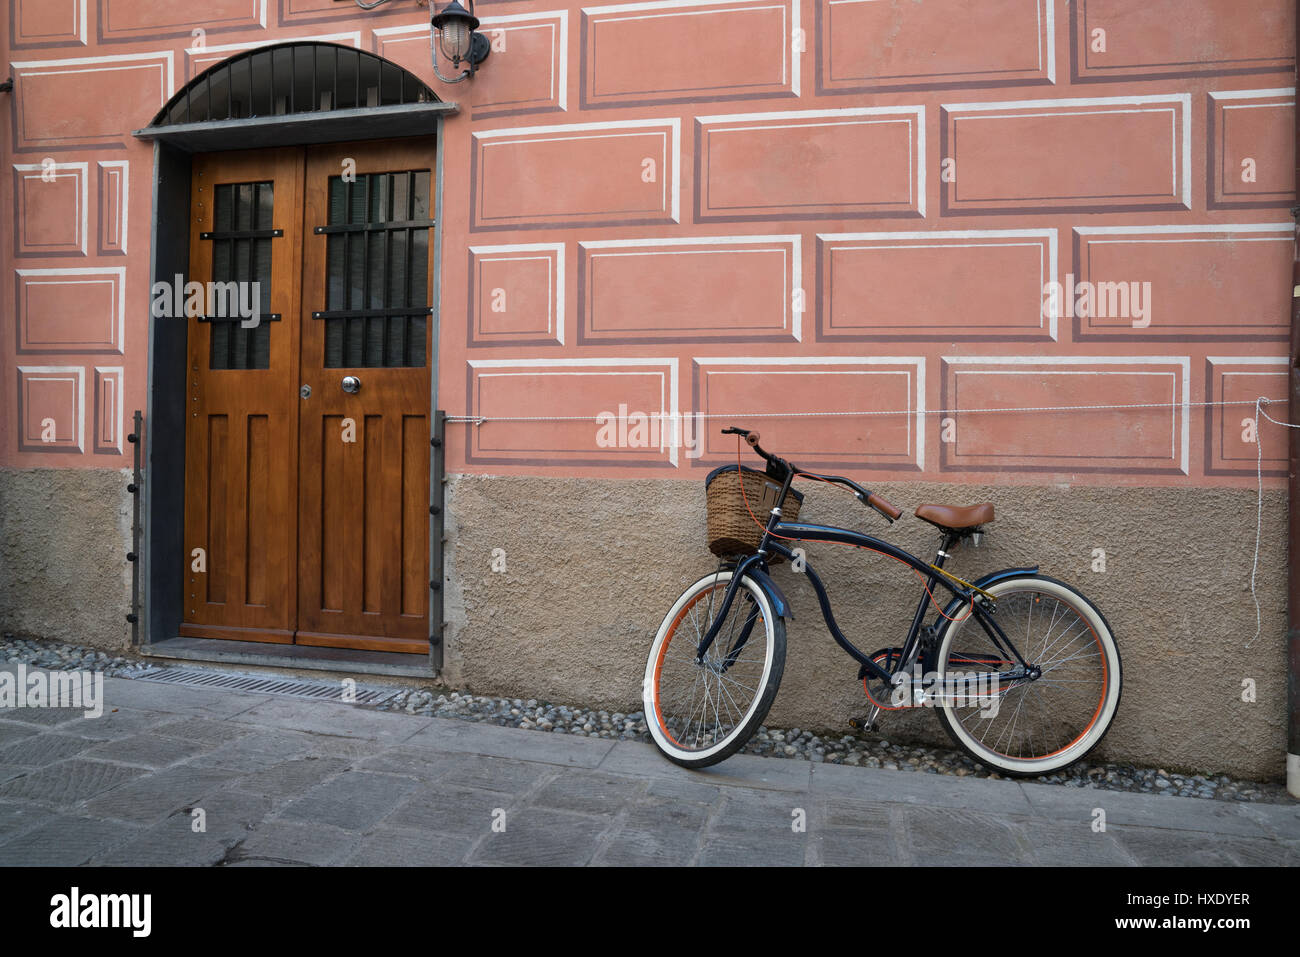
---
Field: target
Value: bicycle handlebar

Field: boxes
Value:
[721,426,900,524]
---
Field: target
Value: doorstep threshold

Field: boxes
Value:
[141,636,433,678]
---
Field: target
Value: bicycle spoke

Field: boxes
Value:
[940,582,1114,771]
[649,574,777,759]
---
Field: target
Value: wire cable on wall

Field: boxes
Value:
[444,397,1281,425]
[448,393,1297,649]
[1251,397,1299,648]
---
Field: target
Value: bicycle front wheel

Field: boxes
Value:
[933,574,1121,777]
[643,570,785,768]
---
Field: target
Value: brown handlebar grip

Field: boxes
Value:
[745,431,761,447]
[868,493,902,521]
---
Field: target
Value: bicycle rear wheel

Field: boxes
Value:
[933,573,1121,777]
[643,570,785,768]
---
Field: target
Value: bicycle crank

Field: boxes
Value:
[848,705,882,733]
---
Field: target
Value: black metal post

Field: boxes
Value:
[126,410,144,647]
[1289,29,1299,797]
[429,409,446,672]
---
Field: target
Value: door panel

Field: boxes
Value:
[181,150,303,643]
[181,140,434,654]
[296,140,434,653]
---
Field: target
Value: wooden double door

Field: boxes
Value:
[181,139,434,654]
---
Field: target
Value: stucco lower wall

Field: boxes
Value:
[444,474,1290,781]
[0,468,133,651]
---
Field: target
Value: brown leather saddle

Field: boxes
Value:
[913,502,994,532]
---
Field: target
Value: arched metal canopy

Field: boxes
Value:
[134,41,457,152]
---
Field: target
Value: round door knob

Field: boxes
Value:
[341,376,361,394]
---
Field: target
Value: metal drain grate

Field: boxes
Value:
[131,666,394,705]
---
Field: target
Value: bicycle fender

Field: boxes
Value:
[936,566,1038,623]
[742,566,794,621]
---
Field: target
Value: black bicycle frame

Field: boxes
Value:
[695,461,1035,686]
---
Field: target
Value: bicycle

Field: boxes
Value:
[642,427,1122,777]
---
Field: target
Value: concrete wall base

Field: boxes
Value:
[444,475,1289,781]
[0,467,133,651]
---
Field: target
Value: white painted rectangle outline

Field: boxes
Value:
[17,364,85,451]
[12,161,89,255]
[14,0,89,45]
[98,160,130,254]
[1208,355,1289,465]
[474,118,681,223]
[942,354,1190,473]
[12,50,176,110]
[581,234,802,340]
[15,266,127,353]
[93,365,124,454]
[378,11,569,111]
[1073,223,1292,334]
[696,106,925,216]
[467,357,681,464]
[817,228,1058,339]
[692,355,926,469]
[583,0,798,98]
[468,242,566,344]
[826,0,1054,86]
[1209,89,1296,202]
[942,94,1193,209]
[102,0,266,39]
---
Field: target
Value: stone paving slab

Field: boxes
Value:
[0,813,143,866]
[230,756,353,801]
[468,807,611,866]
[0,721,40,746]
[226,696,433,741]
[597,739,812,791]
[0,799,60,841]
[82,765,242,825]
[809,761,1037,814]
[0,707,85,727]
[342,825,474,867]
[152,716,259,746]
[1017,777,1291,839]
[88,816,240,867]
[188,729,321,773]
[85,732,213,769]
[407,719,616,767]
[230,820,358,866]
[0,758,147,807]
[95,677,265,719]
[276,770,419,831]
[189,788,277,840]
[387,782,518,836]
[0,670,1294,867]
[54,708,178,742]
[0,732,99,767]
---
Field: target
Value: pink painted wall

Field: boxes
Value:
[2,0,1295,487]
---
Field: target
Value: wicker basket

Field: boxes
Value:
[705,464,803,560]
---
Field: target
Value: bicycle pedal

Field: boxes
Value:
[848,707,881,733]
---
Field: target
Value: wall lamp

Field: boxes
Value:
[431,1,490,84]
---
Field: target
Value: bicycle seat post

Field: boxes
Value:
[932,531,960,568]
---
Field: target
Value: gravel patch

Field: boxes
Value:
[2,634,1292,805]
[1,635,151,679]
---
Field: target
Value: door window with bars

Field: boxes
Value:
[207,181,276,370]
[318,170,432,368]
